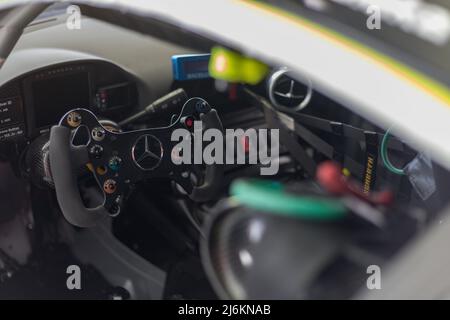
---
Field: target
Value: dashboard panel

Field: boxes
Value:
[0,16,194,161]
[0,60,138,144]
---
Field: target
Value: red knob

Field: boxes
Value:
[317,161,393,206]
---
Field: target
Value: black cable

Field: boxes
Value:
[119,88,188,127]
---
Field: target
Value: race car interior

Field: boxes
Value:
[0,3,449,300]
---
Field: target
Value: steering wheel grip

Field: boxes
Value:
[190,109,224,202]
[49,125,108,227]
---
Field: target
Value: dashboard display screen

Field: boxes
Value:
[33,72,90,128]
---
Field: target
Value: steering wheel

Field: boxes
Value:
[49,98,224,228]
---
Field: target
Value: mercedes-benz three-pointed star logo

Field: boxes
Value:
[274,79,305,100]
[268,68,313,111]
[132,135,163,170]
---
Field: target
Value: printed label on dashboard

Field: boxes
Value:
[0,124,25,141]
[0,97,22,126]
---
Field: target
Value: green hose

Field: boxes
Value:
[381,129,406,176]
[230,180,347,221]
